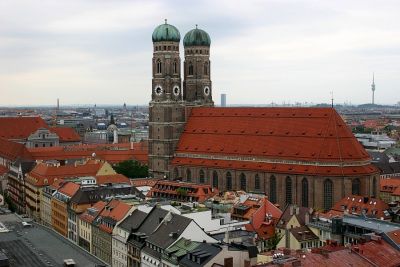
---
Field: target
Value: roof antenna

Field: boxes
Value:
[330,91,334,108]
[196,24,198,29]
[165,19,167,24]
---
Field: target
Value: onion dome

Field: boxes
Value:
[183,25,211,47]
[152,19,180,43]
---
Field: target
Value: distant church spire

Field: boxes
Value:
[371,73,376,105]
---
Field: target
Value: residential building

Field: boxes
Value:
[78,201,106,253]
[92,199,133,264]
[380,178,400,203]
[148,180,218,202]
[276,205,317,250]
[141,211,217,267]
[51,181,80,237]
[41,180,63,227]
[25,159,115,221]
[112,209,147,267]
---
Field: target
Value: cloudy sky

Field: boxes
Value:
[1,0,399,106]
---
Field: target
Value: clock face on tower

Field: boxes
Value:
[173,85,180,96]
[204,86,210,96]
[154,85,163,95]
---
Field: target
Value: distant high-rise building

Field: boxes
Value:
[371,73,376,105]
[221,93,226,107]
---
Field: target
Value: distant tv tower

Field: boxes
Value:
[371,73,376,105]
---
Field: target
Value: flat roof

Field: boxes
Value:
[343,215,400,233]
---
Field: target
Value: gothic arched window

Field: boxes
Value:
[352,178,361,195]
[188,62,194,75]
[212,171,219,189]
[240,173,247,191]
[323,179,334,211]
[173,60,178,74]
[156,59,162,74]
[226,172,232,190]
[199,169,205,184]
[255,174,260,190]
[270,176,277,203]
[285,176,292,206]
[204,62,208,75]
[186,169,192,182]
[301,178,308,207]
[372,177,377,197]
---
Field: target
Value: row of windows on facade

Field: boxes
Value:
[155,60,209,76]
[154,45,179,52]
[174,168,376,211]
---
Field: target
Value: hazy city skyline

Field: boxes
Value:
[1,0,399,106]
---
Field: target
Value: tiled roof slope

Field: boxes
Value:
[58,181,80,197]
[28,142,148,164]
[173,107,377,176]
[0,138,32,161]
[50,127,81,142]
[0,116,48,139]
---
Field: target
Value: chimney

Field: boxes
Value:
[290,205,294,216]
[295,207,299,215]
[305,212,310,225]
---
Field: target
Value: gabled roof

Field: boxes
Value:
[99,199,131,222]
[58,181,80,197]
[95,174,130,185]
[0,138,32,161]
[290,225,318,242]
[50,127,81,142]
[28,142,148,164]
[146,212,192,249]
[325,195,389,219]
[79,200,106,223]
[277,205,312,229]
[177,107,370,162]
[0,116,48,140]
[118,209,148,232]
[353,239,400,266]
[27,160,104,186]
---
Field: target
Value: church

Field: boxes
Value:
[148,21,379,211]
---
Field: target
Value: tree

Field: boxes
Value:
[266,232,283,251]
[113,160,148,178]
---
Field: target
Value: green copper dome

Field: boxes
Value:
[152,21,180,43]
[183,26,211,47]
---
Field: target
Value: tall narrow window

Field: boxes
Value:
[302,178,308,207]
[255,174,260,190]
[226,172,232,190]
[285,176,292,206]
[323,179,333,211]
[186,169,191,182]
[156,59,162,74]
[240,173,246,191]
[173,60,178,74]
[352,178,361,195]
[212,171,219,189]
[270,176,277,203]
[372,177,377,197]
[199,169,205,184]
[188,63,193,75]
[204,62,208,75]
[173,168,179,180]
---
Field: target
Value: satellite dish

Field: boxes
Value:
[92,152,96,158]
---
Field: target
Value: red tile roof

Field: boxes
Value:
[58,181,80,197]
[172,157,377,176]
[380,178,400,194]
[50,127,81,142]
[173,107,377,176]
[98,199,132,233]
[130,178,159,187]
[324,195,389,219]
[0,138,32,161]
[79,201,106,223]
[95,174,130,185]
[386,229,400,247]
[0,116,48,140]
[353,239,400,267]
[178,107,370,161]
[27,160,104,186]
[28,142,148,164]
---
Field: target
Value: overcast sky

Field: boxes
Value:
[1,0,399,106]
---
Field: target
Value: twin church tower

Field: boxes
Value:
[149,20,214,178]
